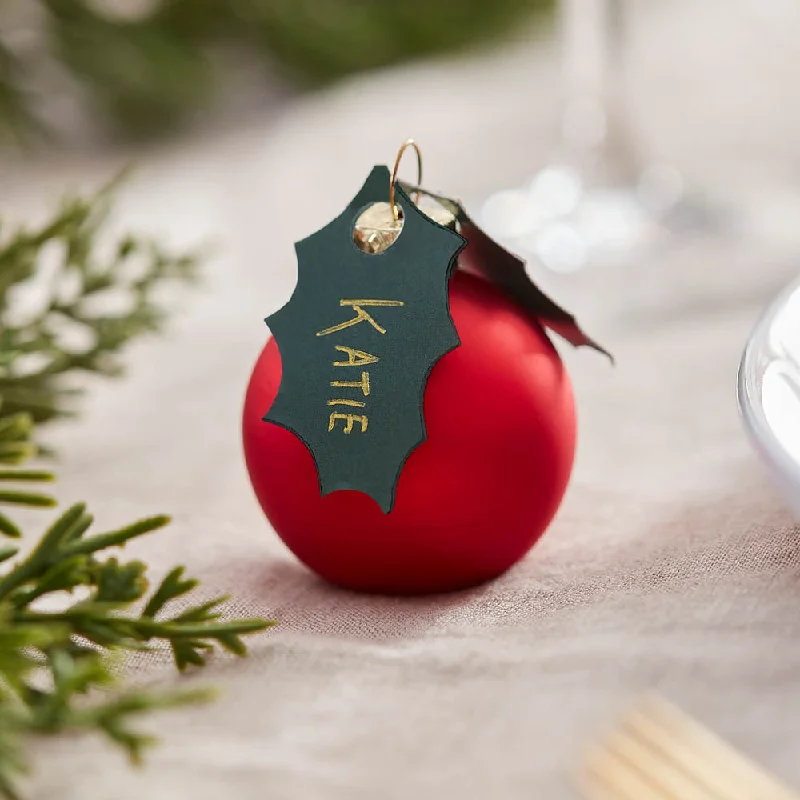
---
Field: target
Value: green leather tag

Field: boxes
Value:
[264,166,466,513]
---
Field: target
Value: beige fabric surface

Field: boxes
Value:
[8,1,800,797]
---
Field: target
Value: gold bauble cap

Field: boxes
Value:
[353,197,457,255]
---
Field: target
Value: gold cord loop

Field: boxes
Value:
[389,139,422,222]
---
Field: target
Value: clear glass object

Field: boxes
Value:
[738,274,800,521]
[478,0,725,275]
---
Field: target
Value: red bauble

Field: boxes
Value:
[242,271,576,595]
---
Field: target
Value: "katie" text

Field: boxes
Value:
[316,299,404,434]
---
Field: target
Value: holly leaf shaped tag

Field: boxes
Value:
[264,166,466,513]
[401,184,613,361]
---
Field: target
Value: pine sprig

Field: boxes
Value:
[0,503,273,798]
[0,181,274,798]
[0,173,198,426]
[0,173,198,539]
[3,504,272,663]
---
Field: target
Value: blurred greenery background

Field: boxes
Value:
[0,0,555,147]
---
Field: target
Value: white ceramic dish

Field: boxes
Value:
[738,275,800,517]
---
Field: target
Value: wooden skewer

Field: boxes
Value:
[578,695,799,800]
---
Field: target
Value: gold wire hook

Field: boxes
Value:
[389,139,422,222]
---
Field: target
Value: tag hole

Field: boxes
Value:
[353,202,404,255]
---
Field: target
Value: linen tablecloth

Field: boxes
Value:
[8,1,800,797]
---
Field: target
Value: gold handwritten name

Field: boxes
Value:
[322,300,402,434]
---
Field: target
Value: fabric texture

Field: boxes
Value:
[8,1,800,796]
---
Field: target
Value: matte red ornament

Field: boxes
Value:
[242,270,576,595]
